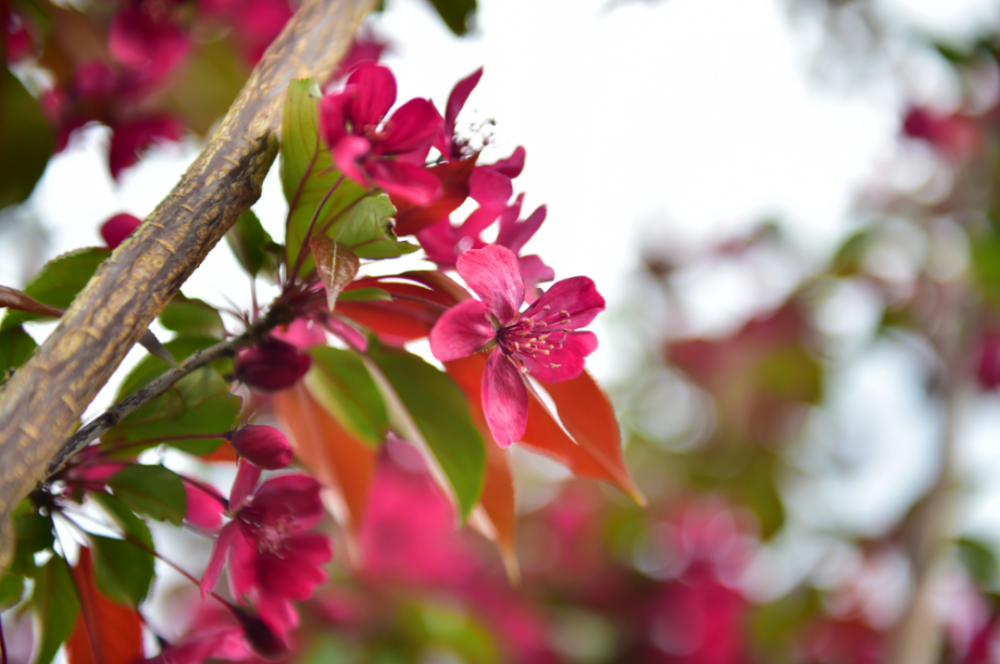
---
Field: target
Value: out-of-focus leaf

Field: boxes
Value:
[0,68,52,212]
[226,209,278,280]
[106,366,238,455]
[89,535,154,607]
[0,247,109,331]
[159,293,225,338]
[31,554,79,664]
[107,465,186,525]
[66,548,144,664]
[332,195,418,259]
[306,346,388,446]
[393,157,476,236]
[90,492,154,549]
[424,0,477,36]
[751,588,822,655]
[0,573,25,610]
[401,601,498,664]
[274,382,376,540]
[115,336,231,399]
[732,453,785,540]
[280,78,368,276]
[163,38,248,135]
[474,433,517,578]
[973,229,1000,306]
[756,346,822,405]
[0,325,37,374]
[311,237,361,310]
[829,230,870,277]
[10,511,54,574]
[366,347,485,522]
[957,538,998,587]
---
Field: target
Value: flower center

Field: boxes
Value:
[496,305,572,371]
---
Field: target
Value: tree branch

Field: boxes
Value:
[0,0,377,567]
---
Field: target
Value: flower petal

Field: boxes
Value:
[482,350,528,448]
[345,63,396,128]
[200,520,238,598]
[520,331,597,382]
[377,98,442,156]
[488,146,525,179]
[227,527,258,603]
[230,460,261,512]
[332,135,373,188]
[429,299,494,362]
[455,245,524,324]
[184,480,226,530]
[318,91,351,149]
[445,68,482,136]
[366,158,441,205]
[523,276,604,329]
[497,203,546,255]
[254,594,300,637]
[468,166,512,209]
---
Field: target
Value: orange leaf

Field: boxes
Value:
[338,274,467,345]
[66,548,143,664]
[200,440,238,462]
[446,354,643,505]
[392,157,477,236]
[274,383,376,545]
[470,418,518,580]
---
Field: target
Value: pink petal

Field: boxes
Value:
[272,317,326,349]
[469,166,512,208]
[330,30,388,81]
[201,520,238,598]
[227,526,258,603]
[183,480,226,530]
[230,460,261,511]
[108,5,189,82]
[497,203,546,255]
[416,218,459,266]
[460,204,503,238]
[519,255,555,284]
[251,474,325,530]
[488,146,525,179]
[445,68,482,136]
[318,91,351,149]
[326,315,368,351]
[455,245,524,325]
[254,594,300,636]
[482,350,528,448]
[429,299,495,362]
[366,158,441,205]
[108,115,183,181]
[346,64,396,129]
[520,331,597,382]
[332,135,373,187]
[377,98,442,156]
[523,276,605,329]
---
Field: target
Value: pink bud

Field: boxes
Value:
[977,334,1000,390]
[227,425,293,470]
[101,213,142,249]
[234,338,311,392]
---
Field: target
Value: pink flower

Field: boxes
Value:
[977,333,1000,390]
[108,115,184,180]
[329,29,389,82]
[108,3,189,84]
[227,425,293,470]
[100,212,142,249]
[201,462,331,637]
[234,337,312,393]
[138,602,281,663]
[318,64,442,204]
[429,245,604,446]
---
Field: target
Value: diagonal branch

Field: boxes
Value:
[0,0,377,567]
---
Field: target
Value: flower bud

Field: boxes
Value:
[234,338,311,393]
[101,213,142,249]
[227,425,293,470]
[230,607,289,660]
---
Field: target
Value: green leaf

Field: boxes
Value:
[305,346,388,446]
[0,573,25,610]
[108,365,239,455]
[425,0,477,35]
[0,325,37,374]
[0,247,110,331]
[333,195,419,259]
[339,287,393,302]
[90,534,155,607]
[0,68,53,212]
[91,492,154,550]
[108,465,187,525]
[162,38,249,136]
[226,209,279,279]
[280,79,368,276]
[365,348,485,521]
[31,555,79,664]
[973,229,1000,306]
[115,336,231,400]
[957,538,997,587]
[10,511,54,574]
[159,293,225,338]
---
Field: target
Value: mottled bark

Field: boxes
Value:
[0,0,376,567]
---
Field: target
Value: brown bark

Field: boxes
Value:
[0,0,376,567]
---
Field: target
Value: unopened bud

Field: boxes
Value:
[227,425,293,470]
[234,338,311,393]
[101,213,142,249]
[230,607,289,660]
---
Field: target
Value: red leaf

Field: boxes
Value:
[274,383,375,546]
[65,548,143,664]
[472,422,518,580]
[392,157,476,236]
[199,439,238,462]
[446,354,643,505]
